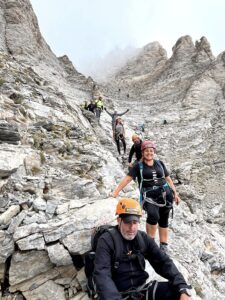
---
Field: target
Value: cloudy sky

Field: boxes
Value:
[30,0,225,77]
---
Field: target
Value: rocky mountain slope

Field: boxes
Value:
[0,1,225,300]
[102,35,225,299]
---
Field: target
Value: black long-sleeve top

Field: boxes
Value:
[94,228,188,300]
[128,141,142,163]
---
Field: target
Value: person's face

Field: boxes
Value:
[142,147,154,161]
[117,218,139,240]
[133,137,140,144]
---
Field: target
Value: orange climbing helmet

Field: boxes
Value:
[116,198,142,216]
[141,140,156,151]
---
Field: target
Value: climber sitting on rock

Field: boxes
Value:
[94,198,192,300]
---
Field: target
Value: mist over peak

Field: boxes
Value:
[79,45,140,82]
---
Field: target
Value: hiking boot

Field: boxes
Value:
[160,243,169,254]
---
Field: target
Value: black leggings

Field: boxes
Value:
[144,202,171,227]
[143,187,173,227]
[116,137,126,155]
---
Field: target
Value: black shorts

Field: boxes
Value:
[143,185,173,227]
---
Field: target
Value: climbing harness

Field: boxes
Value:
[121,280,157,300]
[138,161,174,211]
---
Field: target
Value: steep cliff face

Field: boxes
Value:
[115,41,168,79]
[0,2,124,299]
[0,0,95,96]
[1,1,225,300]
[1,0,52,59]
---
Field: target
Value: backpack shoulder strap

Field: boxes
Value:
[107,227,123,269]
[154,160,165,178]
[138,161,144,186]
[138,161,144,205]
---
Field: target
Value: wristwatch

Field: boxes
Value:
[179,288,192,296]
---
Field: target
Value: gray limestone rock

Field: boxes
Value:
[22,211,47,225]
[9,264,76,293]
[0,122,20,144]
[61,230,91,255]
[115,41,167,79]
[7,210,27,234]
[0,205,20,226]
[32,197,47,212]
[0,230,14,264]
[0,145,27,178]
[23,280,66,300]
[47,243,73,266]
[45,202,57,217]
[16,233,45,251]
[9,250,53,286]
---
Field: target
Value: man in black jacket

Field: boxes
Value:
[128,134,142,168]
[94,198,192,300]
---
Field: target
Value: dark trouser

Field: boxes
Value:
[151,282,180,300]
[122,281,180,300]
[148,281,180,300]
[116,137,126,155]
[95,108,102,121]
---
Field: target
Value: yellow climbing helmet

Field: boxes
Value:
[116,198,142,216]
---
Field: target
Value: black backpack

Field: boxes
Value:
[84,225,146,299]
